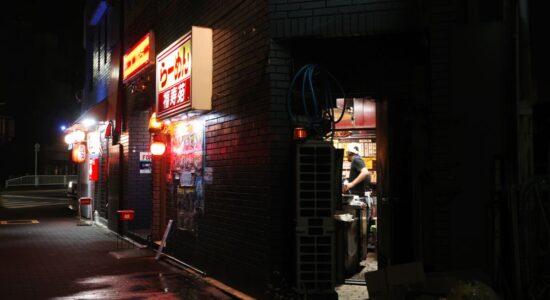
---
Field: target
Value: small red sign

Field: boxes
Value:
[79,197,92,205]
[117,210,135,221]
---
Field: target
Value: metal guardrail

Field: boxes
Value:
[5,175,78,187]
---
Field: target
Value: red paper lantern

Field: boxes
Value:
[293,127,308,140]
[72,143,87,163]
[150,141,166,156]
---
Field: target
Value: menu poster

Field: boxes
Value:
[172,121,205,234]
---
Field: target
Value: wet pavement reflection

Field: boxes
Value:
[53,272,231,300]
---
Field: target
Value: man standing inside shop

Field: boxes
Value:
[343,143,372,261]
[342,143,369,196]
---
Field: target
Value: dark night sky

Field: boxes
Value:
[1,1,86,177]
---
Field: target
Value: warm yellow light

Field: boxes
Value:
[149,113,163,130]
[150,141,166,156]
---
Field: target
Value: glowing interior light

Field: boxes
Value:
[60,125,67,131]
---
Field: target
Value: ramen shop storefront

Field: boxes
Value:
[150,26,212,242]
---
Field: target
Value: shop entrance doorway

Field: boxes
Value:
[332,97,378,285]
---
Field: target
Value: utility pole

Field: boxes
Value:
[34,143,40,186]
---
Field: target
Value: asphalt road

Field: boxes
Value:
[0,189,70,210]
[0,189,233,300]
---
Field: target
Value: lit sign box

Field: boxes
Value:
[156,26,212,120]
[123,32,155,82]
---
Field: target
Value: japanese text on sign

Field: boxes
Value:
[156,33,192,118]
[123,33,154,81]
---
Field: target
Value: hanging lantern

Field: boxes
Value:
[72,143,87,163]
[150,141,166,156]
[293,127,308,140]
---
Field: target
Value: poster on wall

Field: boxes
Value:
[139,152,152,174]
[171,120,205,233]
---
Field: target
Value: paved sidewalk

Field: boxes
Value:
[0,204,231,300]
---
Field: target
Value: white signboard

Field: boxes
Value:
[139,152,152,174]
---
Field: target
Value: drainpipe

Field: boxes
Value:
[512,1,535,299]
[516,0,535,184]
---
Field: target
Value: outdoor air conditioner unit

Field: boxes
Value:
[295,140,340,297]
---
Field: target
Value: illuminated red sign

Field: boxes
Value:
[89,158,99,181]
[156,32,191,118]
[79,197,92,205]
[117,210,135,221]
[123,32,154,81]
[156,26,212,120]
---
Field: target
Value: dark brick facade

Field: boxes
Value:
[268,0,419,38]
[82,0,113,219]
[81,0,518,297]
[124,109,153,231]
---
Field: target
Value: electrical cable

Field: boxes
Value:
[286,64,346,140]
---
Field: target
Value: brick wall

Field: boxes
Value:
[90,0,516,296]
[83,2,113,217]
[118,0,426,296]
[268,0,419,38]
[96,136,109,219]
[120,0,275,295]
[422,0,455,272]
[84,6,112,108]
[125,110,152,230]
